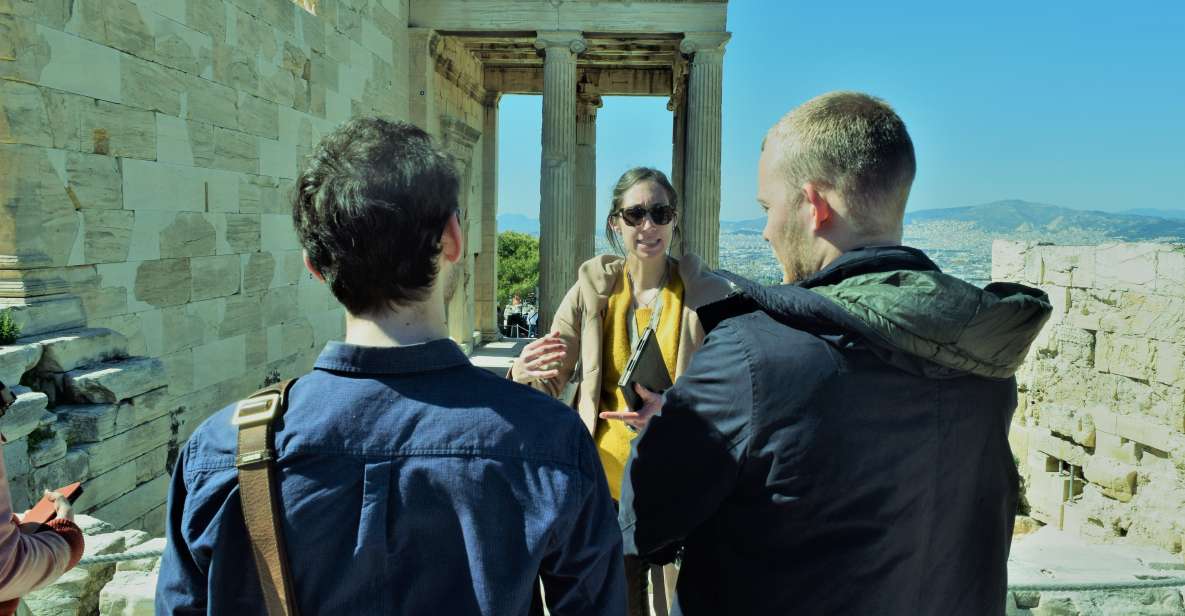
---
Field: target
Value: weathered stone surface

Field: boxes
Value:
[33,22,122,103]
[63,357,166,404]
[80,100,157,159]
[1153,340,1184,386]
[237,93,280,139]
[260,213,299,251]
[2,296,87,338]
[191,334,246,390]
[121,159,206,212]
[0,144,82,269]
[121,53,185,117]
[190,254,240,301]
[134,258,192,306]
[60,387,173,445]
[242,251,276,292]
[1157,248,1185,296]
[225,213,261,252]
[0,80,54,147]
[160,348,194,397]
[1083,457,1137,502]
[82,209,135,263]
[73,448,166,512]
[67,150,124,210]
[77,414,171,476]
[99,570,157,615]
[161,214,216,261]
[1094,243,1159,293]
[0,342,42,385]
[30,448,88,495]
[28,418,67,467]
[0,386,49,442]
[156,113,215,168]
[1094,332,1152,380]
[31,327,129,372]
[183,73,238,130]
[263,285,299,323]
[212,40,259,92]
[153,15,213,75]
[91,474,169,528]
[220,293,262,337]
[212,126,258,173]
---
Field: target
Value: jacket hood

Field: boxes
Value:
[701,246,1052,379]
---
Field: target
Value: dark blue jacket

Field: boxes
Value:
[157,340,625,615]
[620,246,1051,615]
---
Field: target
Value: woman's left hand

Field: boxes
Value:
[599,384,665,431]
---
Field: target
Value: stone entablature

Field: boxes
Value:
[996,241,1185,555]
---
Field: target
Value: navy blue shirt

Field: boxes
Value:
[156,340,625,615]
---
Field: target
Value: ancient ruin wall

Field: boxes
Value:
[995,241,1185,554]
[0,0,427,533]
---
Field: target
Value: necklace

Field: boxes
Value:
[625,262,669,311]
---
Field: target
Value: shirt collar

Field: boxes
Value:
[313,339,471,375]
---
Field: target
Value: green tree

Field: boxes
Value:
[497,231,539,309]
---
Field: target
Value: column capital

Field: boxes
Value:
[679,32,731,58]
[483,90,502,108]
[535,30,587,55]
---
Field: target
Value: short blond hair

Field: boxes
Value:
[766,91,916,236]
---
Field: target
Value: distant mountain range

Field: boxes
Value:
[500,201,1185,242]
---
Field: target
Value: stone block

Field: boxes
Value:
[1026,469,1067,526]
[28,419,67,467]
[159,212,216,259]
[237,93,280,139]
[99,569,158,614]
[213,126,259,173]
[3,437,33,479]
[185,0,227,41]
[1115,413,1177,453]
[260,213,299,251]
[120,52,184,117]
[31,327,129,372]
[79,209,134,263]
[1094,332,1152,380]
[153,14,213,76]
[0,80,54,147]
[183,73,238,130]
[212,39,259,93]
[80,99,156,159]
[1095,431,1140,465]
[91,474,167,529]
[62,387,173,444]
[263,285,299,324]
[225,213,262,253]
[0,342,42,385]
[1156,247,1185,296]
[1153,340,1184,386]
[30,447,88,495]
[77,414,171,476]
[134,257,192,307]
[301,11,326,53]
[120,159,201,212]
[1039,245,1096,289]
[1083,456,1137,502]
[156,113,215,167]
[66,150,124,210]
[63,357,166,404]
[1,296,87,338]
[259,0,296,34]
[1095,243,1159,293]
[0,386,49,442]
[191,254,241,301]
[220,293,263,337]
[34,24,123,103]
[258,65,297,107]
[192,334,247,390]
[1032,428,1089,467]
[69,0,154,59]
[157,344,194,395]
[242,252,276,292]
[73,447,166,512]
[0,144,82,268]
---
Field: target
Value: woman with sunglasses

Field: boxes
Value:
[510,166,731,616]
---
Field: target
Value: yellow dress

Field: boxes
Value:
[595,268,684,501]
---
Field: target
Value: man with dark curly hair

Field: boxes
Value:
[156,118,625,615]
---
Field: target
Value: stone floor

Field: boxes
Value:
[469,337,529,376]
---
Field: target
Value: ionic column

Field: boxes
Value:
[668,87,687,256]
[575,90,602,269]
[476,92,501,341]
[535,30,585,330]
[679,32,730,268]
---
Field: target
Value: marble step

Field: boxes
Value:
[62,358,167,404]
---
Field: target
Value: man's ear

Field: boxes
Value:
[440,212,464,264]
[302,250,325,282]
[802,182,833,232]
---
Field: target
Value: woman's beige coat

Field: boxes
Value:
[522,254,733,434]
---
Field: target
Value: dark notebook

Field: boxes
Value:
[618,328,673,411]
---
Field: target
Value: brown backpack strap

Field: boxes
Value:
[234,378,300,616]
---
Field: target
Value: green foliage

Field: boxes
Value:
[0,310,20,345]
[497,231,539,309]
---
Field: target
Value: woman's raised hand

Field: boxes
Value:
[511,332,568,383]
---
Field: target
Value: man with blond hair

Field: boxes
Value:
[620,92,1052,614]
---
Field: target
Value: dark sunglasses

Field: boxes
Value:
[616,204,676,227]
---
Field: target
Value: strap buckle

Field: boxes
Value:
[232,394,281,428]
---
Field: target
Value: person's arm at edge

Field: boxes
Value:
[154,440,206,616]
[509,283,582,399]
[538,427,627,615]
[619,321,753,563]
[0,455,84,602]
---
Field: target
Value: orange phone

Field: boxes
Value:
[22,482,83,525]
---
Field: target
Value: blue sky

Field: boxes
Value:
[498,1,1185,222]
